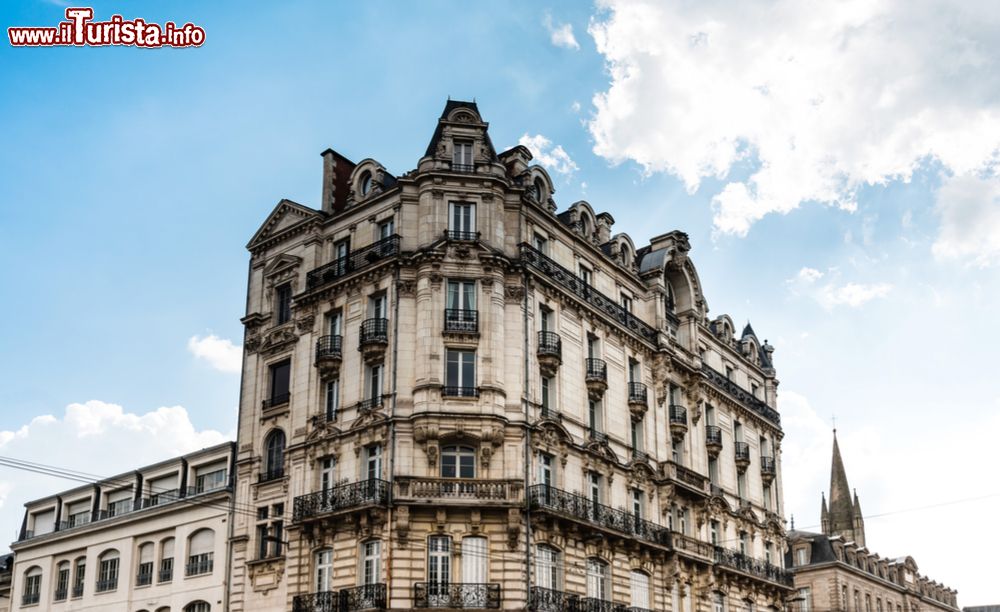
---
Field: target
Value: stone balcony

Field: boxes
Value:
[394,477,523,506]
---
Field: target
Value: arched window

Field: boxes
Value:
[54,560,70,600]
[315,548,333,592]
[137,542,154,585]
[155,607,171,612]
[160,538,175,583]
[22,566,42,606]
[580,213,593,237]
[532,177,544,201]
[72,556,86,597]
[586,558,609,601]
[359,171,373,196]
[620,244,632,267]
[630,570,650,610]
[264,429,286,479]
[535,544,560,590]
[187,529,214,576]
[185,602,210,612]
[96,549,119,592]
[440,445,475,479]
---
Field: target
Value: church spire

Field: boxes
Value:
[823,430,865,545]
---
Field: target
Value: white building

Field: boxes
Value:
[8,442,234,612]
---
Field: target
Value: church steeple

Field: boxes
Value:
[822,430,866,545]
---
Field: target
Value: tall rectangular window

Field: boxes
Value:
[367,363,383,402]
[445,350,476,393]
[739,531,748,555]
[763,484,772,510]
[446,280,476,310]
[710,520,719,545]
[325,379,340,419]
[333,239,350,275]
[453,140,473,168]
[631,488,643,519]
[800,588,812,612]
[369,293,387,319]
[630,570,650,610]
[365,445,382,481]
[428,536,452,605]
[269,360,291,406]
[320,458,336,492]
[621,293,633,312]
[448,202,476,236]
[362,541,382,585]
[738,471,747,499]
[536,545,559,590]
[708,457,719,485]
[276,283,292,324]
[579,265,593,286]
[540,376,553,412]
[327,310,343,336]
[533,233,548,254]
[588,472,601,506]
[539,454,554,487]
[588,400,602,433]
[378,219,395,240]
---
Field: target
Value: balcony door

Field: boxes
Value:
[320,458,335,494]
[327,311,342,337]
[362,540,381,585]
[428,536,452,606]
[630,570,651,610]
[365,445,382,481]
[370,294,387,320]
[440,445,476,495]
[446,280,476,311]
[315,549,333,593]
[586,558,609,601]
[334,239,350,275]
[462,536,487,585]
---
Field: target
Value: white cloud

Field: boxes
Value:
[187,334,242,373]
[0,401,231,542]
[932,173,1000,267]
[788,266,892,309]
[543,13,580,50]
[518,133,579,177]
[587,0,1000,236]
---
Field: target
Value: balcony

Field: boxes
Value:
[627,382,648,421]
[444,309,478,335]
[588,428,608,445]
[760,456,776,483]
[450,163,476,174]
[293,479,390,522]
[668,404,688,442]
[22,593,40,606]
[185,558,213,576]
[259,467,285,483]
[671,531,715,561]
[734,442,751,472]
[395,477,523,505]
[702,365,781,425]
[54,588,68,601]
[537,331,562,377]
[661,461,709,498]
[528,485,671,548]
[520,244,658,344]
[315,335,343,380]
[529,586,577,612]
[293,584,387,612]
[356,396,384,413]
[585,358,608,400]
[95,579,117,593]
[713,546,793,587]
[413,582,501,609]
[631,448,650,463]
[262,392,290,411]
[306,235,401,291]
[136,571,152,587]
[158,567,173,583]
[359,318,389,364]
[446,229,479,241]
[442,386,480,398]
[705,425,723,457]
[578,597,625,612]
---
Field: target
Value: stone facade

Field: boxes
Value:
[787,434,958,612]
[229,100,792,611]
[8,442,235,612]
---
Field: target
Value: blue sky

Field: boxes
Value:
[2,0,999,602]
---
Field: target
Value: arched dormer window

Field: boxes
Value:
[532,177,544,202]
[620,244,632,267]
[580,213,593,238]
[263,430,286,480]
[359,171,373,197]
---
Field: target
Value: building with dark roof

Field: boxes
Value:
[787,433,958,612]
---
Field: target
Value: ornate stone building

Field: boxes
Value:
[229,100,793,611]
[787,433,958,612]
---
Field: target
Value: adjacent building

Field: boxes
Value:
[8,442,235,612]
[787,433,958,612]
[228,100,792,611]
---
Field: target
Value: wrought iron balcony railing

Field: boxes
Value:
[72,584,84,597]
[54,587,68,601]
[702,365,781,425]
[396,477,523,503]
[537,330,562,355]
[669,404,687,423]
[359,318,389,346]
[627,382,648,404]
[442,386,480,398]
[631,448,650,462]
[444,308,478,333]
[588,428,608,444]
[158,567,173,582]
[262,392,291,410]
[293,584,387,612]
[185,558,213,576]
[413,582,501,608]
[585,358,607,381]
[705,425,723,446]
[21,593,40,606]
[356,396,384,413]
[528,485,671,548]
[293,479,390,522]
[713,546,793,586]
[760,456,776,475]
[577,597,625,612]
[519,243,658,343]
[259,467,285,483]
[95,579,117,593]
[306,235,401,290]
[734,442,751,462]
[451,163,476,174]
[446,229,479,241]
[529,586,578,612]
[662,461,709,495]
[316,335,343,360]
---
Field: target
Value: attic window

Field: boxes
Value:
[532,177,544,201]
[359,171,373,196]
[453,140,474,172]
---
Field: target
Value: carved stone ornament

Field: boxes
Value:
[504,285,525,301]
[256,326,299,356]
[295,313,316,334]
[397,280,416,297]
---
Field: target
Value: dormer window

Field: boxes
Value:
[532,177,544,201]
[359,171,373,196]
[453,139,474,172]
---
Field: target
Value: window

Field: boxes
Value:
[359,170,373,196]
[445,349,476,395]
[462,536,487,584]
[378,219,395,240]
[194,462,227,494]
[445,280,477,332]
[751,382,759,398]
[708,456,719,485]
[579,264,592,286]
[362,540,382,585]
[441,446,476,479]
[427,536,452,606]
[453,140,473,169]
[96,549,119,592]
[714,592,726,612]
[106,489,132,517]
[679,507,689,535]
[710,521,719,545]
[448,202,476,237]
[842,586,849,609]
[630,488,644,521]
[765,542,773,565]
[531,177,545,201]
[267,360,291,408]
[725,365,734,380]
[586,558,609,601]
[22,567,41,606]
[264,430,286,479]
[367,363,384,403]
[763,484,772,510]
[369,293,387,319]
[533,232,548,253]
[137,543,154,586]
[539,454,554,489]
[796,548,807,566]
[55,561,70,599]
[539,306,553,332]
[325,378,340,420]
[588,400,602,433]
[737,471,747,499]
[185,602,211,612]
[536,545,559,590]
[256,508,283,560]
[866,595,872,612]
[275,283,292,325]
[320,457,336,492]
[799,588,812,612]
[187,529,214,576]
[365,444,382,480]
[630,570,650,610]
[315,548,333,592]
[621,293,632,312]
[159,539,174,583]
[739,532,748,556]
[333,239,350,275]
[588,472,601,508]
[631,419,643,452]
[672,439,682,464]
[854,589,861,612]
[66,500,90,527]
[540,375,553,412]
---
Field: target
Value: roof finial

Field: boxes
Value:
[790,514,795,530]
[832,415,837,435]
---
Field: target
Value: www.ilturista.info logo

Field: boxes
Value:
[8,8,205,48]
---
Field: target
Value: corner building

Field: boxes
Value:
[229,101,793,612]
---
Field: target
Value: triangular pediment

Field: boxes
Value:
[263,253,303,278]
[247,199,322,250]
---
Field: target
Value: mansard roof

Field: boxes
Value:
[423,99,498,160]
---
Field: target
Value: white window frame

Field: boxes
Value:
[362,540,381,586]
[448,202,476,234]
